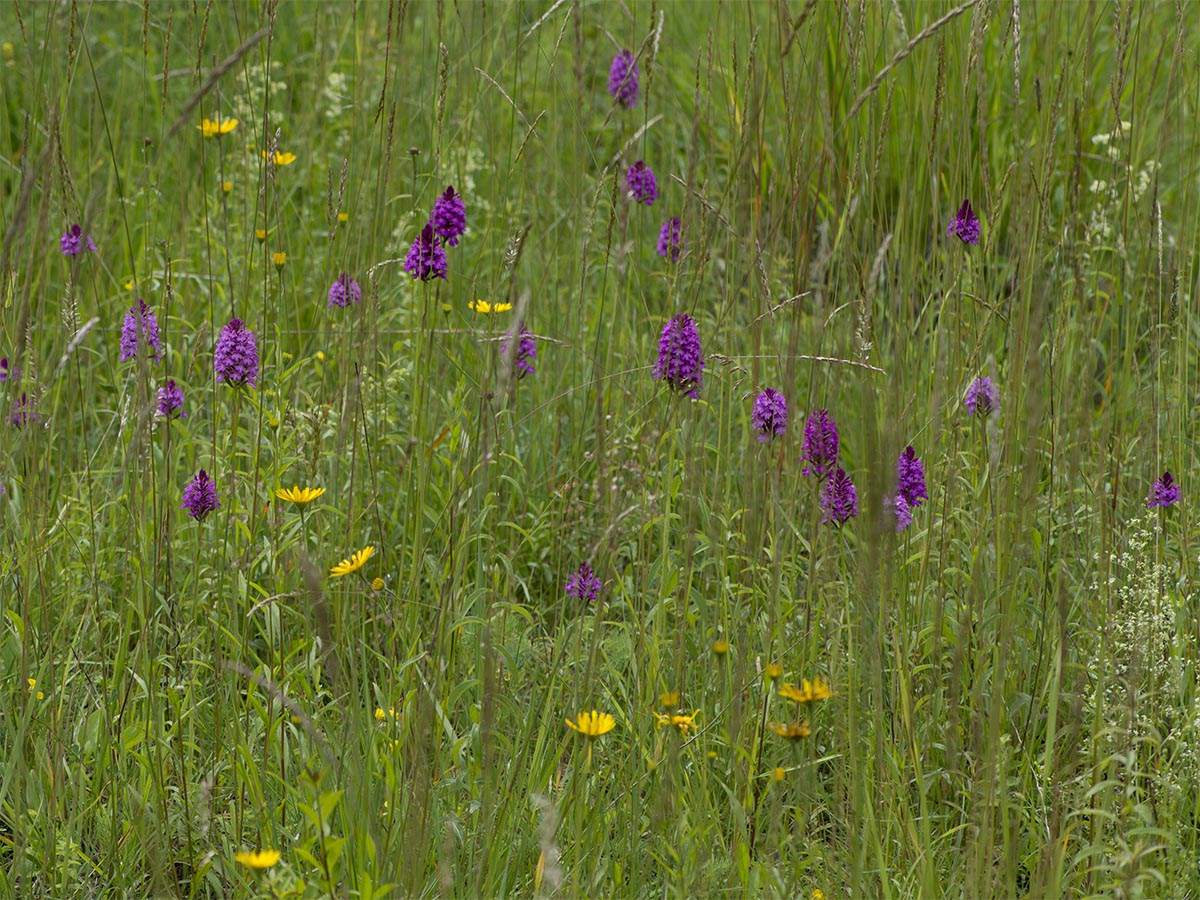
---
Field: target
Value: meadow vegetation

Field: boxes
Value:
[2,1,1200,896]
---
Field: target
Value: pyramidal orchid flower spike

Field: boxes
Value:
[1147,471,1181,508]
[431,186,467,246]
[964,376,999,418]
[404,223,449,282]
[751,388,788,442]
[947,199,980,245]
[157,380,186,418]
[501,326,537,378]
[657,217,684,261]
[800,409,839,479]
[607,50,639,109]
[119,299,162,362]
[625,161,658,206]
[895,445,927,508]
[327,272,362,308]
[653,313,704,399]
[60,224,97,256]
[181,469,220,522]
[214,318,259,387]
[565,562,602,602]
[820,467,859,526]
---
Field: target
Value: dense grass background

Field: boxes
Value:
[3,1,1200,896]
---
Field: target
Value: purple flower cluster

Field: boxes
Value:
[891,445,928,532]
[119,299,162,362]
[801,409,839,479]
[608,50,639,109]
[653,313,704,399]
[327,272,362,308]
[947,199,980,246]
[60,224,97,256]
[157,380,186,418]
[214,317,259,387]
[565,562,602,602]
[404,222,449,282]
[820,468,859,526]
[431,186,467,247]
[964,376,999,417]
[405,186,465,282]
[1147,471,1181,509]
[501,326,537,379]
[657,216,684,261]
[626,161,657,206]
[751,388,788,442]
[0,357,12,381]
[8,392,39,428]
[181,469,220,522]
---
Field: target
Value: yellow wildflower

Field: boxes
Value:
[337,211,349,223]
[812,891,826,900]
[653,710,699,735]
[255,228,267,242]
[767,721,811,741]
[198,117,238,137]
[765,663,783,681]
[233,849,280,869]
[272,251,287,268]
[374,706,396,721]
[712,639,730,656]
[221,180,233,194]
[261,150,297,166]
[565,710,615,739]
[659,691,680,709]
[779,677,835,704]
[28,678,43,700]
[772,766,786,782]
[371,577,385,591]
[330,545,375,577]
[274,486,325,505]
[316,351,326,361]
[468,299,513,314]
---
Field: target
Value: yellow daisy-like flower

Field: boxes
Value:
[261,149,297,166]
[371,577,385,591]
[767,720,811,741]
[765,663,783,681]
[272,251,287,268]
[255,228,268,242]
[330,545,375,577]
[28,678,44,700]
[221,180,233,194]
[275,486,325,505]
[772,766,786,782]
[374,706,397,721]
[198,117,239,137]
[565,710,615,739]
[468,299,513,314]
[233,849,280,869]
[315,351,326,362]
[778,677,835,704]
[659,691,680,709]
[712,639,730,656]
[337,211,349,223]
[811,891,826,900]
[653,710,699,735]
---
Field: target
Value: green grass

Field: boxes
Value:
[3,1,1200,896]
